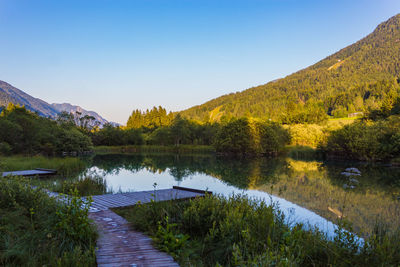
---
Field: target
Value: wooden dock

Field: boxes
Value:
[88,187,206,267]
[2,168,57,177]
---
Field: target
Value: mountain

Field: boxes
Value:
[51,103,110,126]
[180,14,400,123]
[0,80,114,126]
[0,80,59,118]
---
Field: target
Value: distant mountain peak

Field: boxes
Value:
[0,80,113,126]
[51,103,110,126]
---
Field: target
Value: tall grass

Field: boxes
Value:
[115,194,400,266]
[55,174,109,196]
[0,156,87,177]
[0,177,97,266]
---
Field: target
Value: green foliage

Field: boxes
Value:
[324,116,400,160]
[214,117,290,154]
[147,116,220,146]
[214,118,252,154]
[154,216,190,258]
[0,104,92,155]
[56,189,95,244]
[180,15,400,124]
[366,94,400,120]
[288,124,328,147]
[116,194,400,266]
[126,106,173,130]
[91,123,144,146]
[0,177,96,266]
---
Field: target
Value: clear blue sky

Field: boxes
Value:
[1,0,399,124]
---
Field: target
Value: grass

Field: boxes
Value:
[0,176,97,266]
[0,155,88,177]
[0,155,109,196]
[115,194,400,266]
[93,145,215,154]
[53,174,109,196]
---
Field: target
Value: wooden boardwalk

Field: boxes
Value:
[89,187,205,267]
[89,187,204,212]
[2,168,57,177]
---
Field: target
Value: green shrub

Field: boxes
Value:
[324,116,400,160]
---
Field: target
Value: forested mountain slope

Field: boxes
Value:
[180,14,400,123]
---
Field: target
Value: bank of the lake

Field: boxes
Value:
[115,194,400,266]
[93,145,215,155]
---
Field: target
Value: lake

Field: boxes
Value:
[79,153,400,238]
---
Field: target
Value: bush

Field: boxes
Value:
[324,116,400,160]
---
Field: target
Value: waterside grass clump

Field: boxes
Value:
[0,155,87,177]
[0,177,97,266]
[55,175,109,196]
[115,194,400,266]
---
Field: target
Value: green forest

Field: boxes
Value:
[1,98,400,162]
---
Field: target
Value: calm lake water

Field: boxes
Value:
[80,153,400,238]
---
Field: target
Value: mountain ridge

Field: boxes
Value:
[179,14,400,122]
[0,80,113,126]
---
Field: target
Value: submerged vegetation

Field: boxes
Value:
[115,194,400,266]
[0,177,97,266]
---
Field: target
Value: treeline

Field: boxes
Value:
[90,106,292,155]
[96,111,290,155]
[126,106,173,130]
[1,102,399,162]
[0,104,92,155]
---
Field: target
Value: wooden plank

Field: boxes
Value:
[173,185,212,195]
[87,188,205,266]
[90,209,179,267]
[2,169,57,177]
[43,187,204,266]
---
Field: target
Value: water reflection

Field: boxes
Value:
[85,153,400,236]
